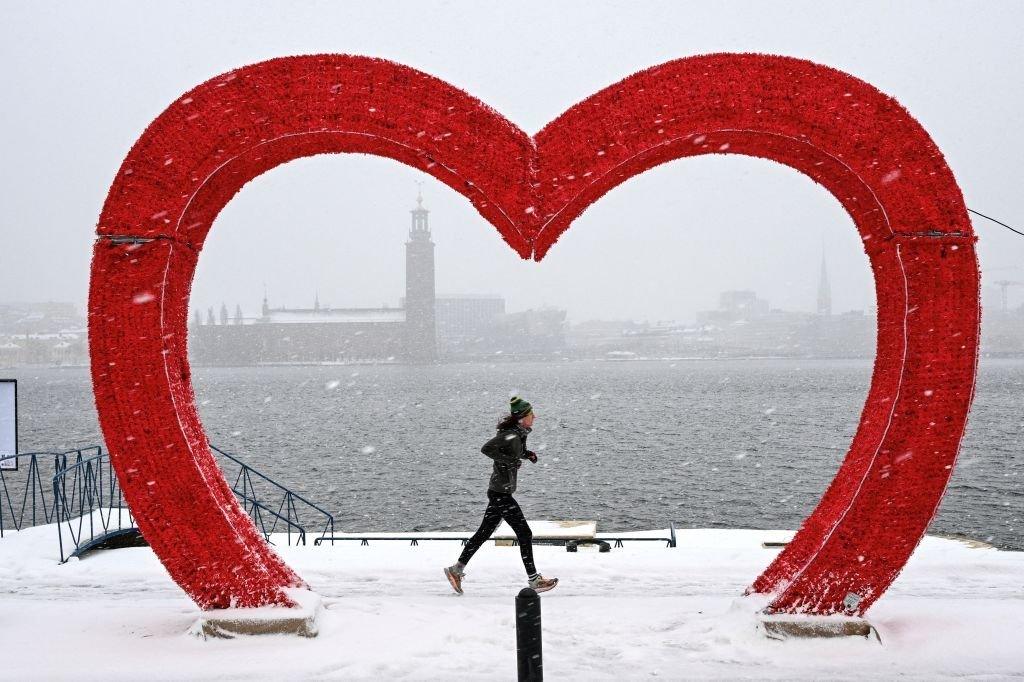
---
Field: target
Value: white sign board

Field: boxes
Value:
[0,380,16,470]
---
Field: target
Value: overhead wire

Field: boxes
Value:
[967,208,1024,238]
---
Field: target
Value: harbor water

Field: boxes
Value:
[5,358,1022,550]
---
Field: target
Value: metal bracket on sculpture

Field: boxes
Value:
[101,235,157,245]
[889,231,975,241]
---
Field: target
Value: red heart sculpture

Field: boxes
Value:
[89,54,979,615]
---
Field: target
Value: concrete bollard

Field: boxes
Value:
[516,587,543,681]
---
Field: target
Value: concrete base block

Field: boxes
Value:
[190,589,321,640]
[760,614,880,642]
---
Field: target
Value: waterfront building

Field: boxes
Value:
[189,194,437,364]
[434,294,505,357]
[188,195,566,365]
[0,302,83,335]
[0,302,88,367]
[696,290,771,326]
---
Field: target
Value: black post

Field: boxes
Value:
[516,587,543,681]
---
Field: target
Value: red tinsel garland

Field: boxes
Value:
[89,53,979,615]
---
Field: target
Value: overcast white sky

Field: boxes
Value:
[1,1,1022,323]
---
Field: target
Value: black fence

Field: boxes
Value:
[2,444,335,561]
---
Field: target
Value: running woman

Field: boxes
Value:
[444,396,558,594]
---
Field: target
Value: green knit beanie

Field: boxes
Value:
[510,396,533,418]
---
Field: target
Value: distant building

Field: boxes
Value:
[0,302,83,336]
[435,295,505,356]
[188,195,565,365]
[403,194,437,361]
[696,290,770,326]
[677,250,880,358]
[0,331,87,367]
[817,249,832,316]
[492,308,567,357]
[191,194,436,365]
[192,296,409,366]
[254,298,406,363]
[434,298,567,359]
[0,302,87,367]
[436,295,505,337]
[693,285,874,358]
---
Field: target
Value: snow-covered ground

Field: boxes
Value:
[1,525,1022,680]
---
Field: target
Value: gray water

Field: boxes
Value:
[5,359,1022,550]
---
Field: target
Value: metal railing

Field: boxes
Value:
[313,523,678,550]
[1,442,335,561]
[53,447,135,562]
[0,451,62,537]
[211,444,335,546]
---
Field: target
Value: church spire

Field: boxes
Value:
[817,247,832,316]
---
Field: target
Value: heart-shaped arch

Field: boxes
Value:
[89,53,979,614]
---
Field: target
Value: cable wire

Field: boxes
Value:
[967,208,1024,238]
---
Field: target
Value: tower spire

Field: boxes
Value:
[410,186,430,239]
[817,246,832,316]
[405,188,436,361]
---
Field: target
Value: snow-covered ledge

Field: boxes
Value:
[190,589,322,639]
[738,592,880,641]
[759,613,879,641]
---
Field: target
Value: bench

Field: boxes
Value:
[494,520,612,552]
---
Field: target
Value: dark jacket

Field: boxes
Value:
[481,424,531,494]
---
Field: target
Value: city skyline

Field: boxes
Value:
[4,2,1022,327]
[187,185,881,326]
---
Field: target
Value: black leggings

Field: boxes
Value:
[459,490,536,577]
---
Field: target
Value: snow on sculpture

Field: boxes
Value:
[88,53,979,614]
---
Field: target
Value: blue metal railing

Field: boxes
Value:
[211,444,335,546]
[0,452,62,537]
[53,447,135,562]
[3,443,334,560]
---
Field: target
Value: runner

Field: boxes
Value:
[444,396,558,595]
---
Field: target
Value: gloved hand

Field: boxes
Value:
[525,450,538,463]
